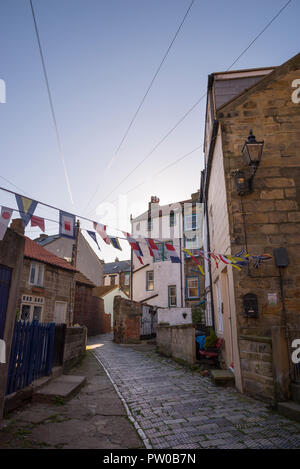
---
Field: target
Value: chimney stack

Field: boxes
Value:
[10,218,25,236]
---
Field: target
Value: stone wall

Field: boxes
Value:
[213,53,300,400]
[113,296,142,344]
[63,326,87,371]
[157,307,192,326]
[0,224,25,421]
[157,324,196,365]
[239,335,274,403]
[19,259,76,325]
[74,284,111,336]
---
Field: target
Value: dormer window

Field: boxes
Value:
[29,262,44,287]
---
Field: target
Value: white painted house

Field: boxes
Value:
[131,196,203,308]
[93,285,129,329]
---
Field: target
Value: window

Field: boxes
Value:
[168,285,177,307]
[184,214,198,231]
[153,240,173,262]
[124,272,130,286]
[147,216,153,232]
[29,262,44,286]
[146,271,154,291]
[186,276,199,299]
[184,234,200,255]
[169,210,176,227]
[20,296,44,322]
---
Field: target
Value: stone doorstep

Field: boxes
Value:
[4,366,63,414]
[277,401,300,423]
[210,369,235,387]
[33,375,86,403]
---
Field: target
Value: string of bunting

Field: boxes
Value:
[0,186,272,269]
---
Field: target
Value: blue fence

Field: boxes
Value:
[6,320,55,395]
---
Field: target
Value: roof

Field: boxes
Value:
[75,271,95,287]
[24,237,77,272]
[216,52,300,113]
[34,234,60,246]
[93,285,120,297]
[104,260,131,274]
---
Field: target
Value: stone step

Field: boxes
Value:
[210,369,235,387]
[277,401,300,423]
[33,375,86,403]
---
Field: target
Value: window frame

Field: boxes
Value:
[29,262,44,287]
[186,276,200,299]
[168,285,177,307]
[146,270,154,291]
[20,295,44,322]
[184,213,198,231]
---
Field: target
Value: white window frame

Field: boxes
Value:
[20,295,44,322]
[124,272,130,286]
[146,270,154,291]
[29,262,44,287]
[168,285,177,307]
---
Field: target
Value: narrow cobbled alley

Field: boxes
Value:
[91,334,300,449]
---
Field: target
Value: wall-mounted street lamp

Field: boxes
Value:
[235,130,264,195]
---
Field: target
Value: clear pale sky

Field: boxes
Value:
[0,0,299,262]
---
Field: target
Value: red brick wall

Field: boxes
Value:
[74,284,111,336]
[113,295,141,343]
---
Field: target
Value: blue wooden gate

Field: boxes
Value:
[0,264,12,339]
[6,320,55,395]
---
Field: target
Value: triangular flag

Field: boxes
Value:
[59,211,76,239]
[30,215,45,232]
[93,222,111,245]
[87,230,101,250]
[123,232,143,265]
[109,237,122,251]
[184,248,204,275]
[15,195,38,226]
[0,206,13,240]
[164,243,181,264]
[145,238,159,257]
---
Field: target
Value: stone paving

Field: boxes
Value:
[91,334,300,449]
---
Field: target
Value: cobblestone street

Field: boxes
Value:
[91,334,300,449]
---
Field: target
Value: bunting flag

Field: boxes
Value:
[59,210,76,239]
[145,238,159,258]
[123,232,144,265]
[93,222,111,245]
[165,243,181,264]
[109,236,122,251]
[184,248,204,275]
[0,206,13,240]
[30,215,45,232]
[87,230,101,250]
[15,195,38,226]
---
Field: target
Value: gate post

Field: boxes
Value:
[45,323,55,376]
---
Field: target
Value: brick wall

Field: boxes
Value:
[113,296,141,343]
[63,326,87,371]
[157,324,196,365]
[74,284,111,336]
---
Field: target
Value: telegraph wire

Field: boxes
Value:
[87,0,293,213]
[29,0,74,207]
[84,0,197,213]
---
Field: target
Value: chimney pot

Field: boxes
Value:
[10,218,25,235]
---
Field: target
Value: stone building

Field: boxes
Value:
[201,52,300,403]
[18,237,77,325]
[103,259,131,296]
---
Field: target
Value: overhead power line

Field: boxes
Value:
[29,0,74,207]
[84,0,197,213]
[87,0,293,214]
